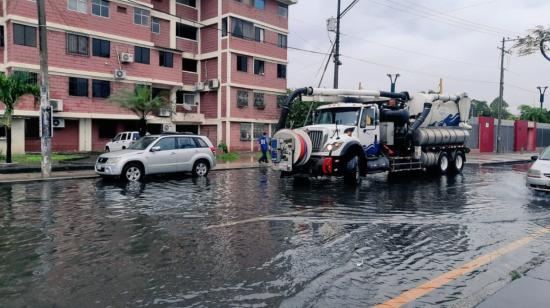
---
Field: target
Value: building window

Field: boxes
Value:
[278,34,287,48]
[92,38,110,58]
[176,23,197,40]
[176,0,196,7]
[221,18,228,37]
[236,55,248,72]
[0,125,5,138]
[134,7,149,26]
[254,59,265,75]
[277,64,286,79]
[253,93,265,109]
[254,0,265,10]
[231,17,254,40]
[92,79,110,98]
[254,27,264,42]
[278,3,288,17]
[116,5,127,13]
[176,91,195,105]
[13,24,36,47]
[92,0,109,17]
[237,90,248,107]
[69,77,88,97]
[240,123,251,141]
[277,95,287,108]
[182,58,197,72]
[151,17,160,34]
[134,46,150,64]
[0,26,4,48]
[67,33,89,56]
[13,71,38,85]
[253,123,267,139]
[159,51,173,67]
[68,0,88,13]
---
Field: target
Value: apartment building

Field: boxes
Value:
[0,0,295,153]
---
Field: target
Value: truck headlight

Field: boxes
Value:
[527,168,541,178]
[325,141,344,152]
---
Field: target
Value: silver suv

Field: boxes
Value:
[95,133,216,182]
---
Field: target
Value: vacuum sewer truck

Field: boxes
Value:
[271,87,472,184]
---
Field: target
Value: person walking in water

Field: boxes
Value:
[258,132,269,163]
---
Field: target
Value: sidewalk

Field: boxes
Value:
[466,152,537,166]
[477,259,550,307]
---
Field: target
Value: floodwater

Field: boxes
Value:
[1,165,550,307]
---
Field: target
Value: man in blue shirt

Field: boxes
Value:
[258,132,269,163]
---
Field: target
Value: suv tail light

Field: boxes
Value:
[210,146,216,155]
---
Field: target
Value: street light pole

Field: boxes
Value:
[387,74,400,93]
[333,0,341,89]
[37,0,52,177]
[537,86,548,110]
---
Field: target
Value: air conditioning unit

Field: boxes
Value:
[50,99,63,112]
[193,82,205,92]
[52,118,65,128]
[208,79,220,90]
[114,69,127,79]
[119,52,134,63]
[157,108,171,117]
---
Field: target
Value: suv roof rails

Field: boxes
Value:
[159,131,196,135]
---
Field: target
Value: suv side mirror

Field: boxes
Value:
[531,155,539,161]
[150,146,161,152]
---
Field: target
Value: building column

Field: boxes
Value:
[10,118,25,154]
[79,118,92,152]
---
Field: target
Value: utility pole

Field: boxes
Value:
[496,37,512,154]
[537,86,548,109]
[333,0,342,89]
[387,74,400,93]
[37,0,52,177]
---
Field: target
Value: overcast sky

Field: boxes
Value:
[287,0,550,114]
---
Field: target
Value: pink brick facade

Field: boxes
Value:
[0,0,293,153]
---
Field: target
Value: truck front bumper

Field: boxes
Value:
[286,156,346,177]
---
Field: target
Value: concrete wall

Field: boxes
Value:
[0,119,25,155]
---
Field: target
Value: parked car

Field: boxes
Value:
[96,133,217,182]
[526,146,550,192]
[105,131,140,152]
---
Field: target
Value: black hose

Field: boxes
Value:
[407,102,432,137]
[275,87,312,132]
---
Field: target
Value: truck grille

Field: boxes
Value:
[307,130,325,152]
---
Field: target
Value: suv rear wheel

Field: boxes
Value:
[192,160,210,177]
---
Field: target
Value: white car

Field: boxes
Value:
[96,133,217,182]
[105,131,140,152]
[526,146,550,192]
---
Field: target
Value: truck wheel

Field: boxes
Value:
[437,152,450,175]
[344,155,362,186]
[451,151,465,173]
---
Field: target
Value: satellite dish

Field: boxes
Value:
[182,103,192,111]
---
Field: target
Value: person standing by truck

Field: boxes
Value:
[258,132,270,163]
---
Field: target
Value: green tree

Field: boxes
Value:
[108,86,170,137]
[489,97,512,119]
[0,72,39,163]
[518,105,550,123]
[285,96,325,128]
[471,99,492,117]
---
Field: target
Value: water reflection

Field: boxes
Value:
[0,165,548,307]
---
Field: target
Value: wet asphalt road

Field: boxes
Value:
[1,164,550,307]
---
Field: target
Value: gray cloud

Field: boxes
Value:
[288,0,550,113]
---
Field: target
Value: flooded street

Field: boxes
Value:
[1,164,550,307]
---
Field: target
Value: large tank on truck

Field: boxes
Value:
[271,87,472,185]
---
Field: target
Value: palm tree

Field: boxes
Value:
[108,86,171,137]
[0,72,39,163]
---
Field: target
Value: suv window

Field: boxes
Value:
[121,133,128,140]
[177,137,196,149]
[155,137,177,151]
[132,133,140,140]
[113,133,121,141]
[194,137,208,148]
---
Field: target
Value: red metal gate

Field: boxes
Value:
[514,120,528,152]
[479,117,494,153]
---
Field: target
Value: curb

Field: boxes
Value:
[0,164,95,174]
[466,159,532,166]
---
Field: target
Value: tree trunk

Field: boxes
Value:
[6,126,12,163]
[139,117,147,137]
